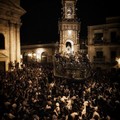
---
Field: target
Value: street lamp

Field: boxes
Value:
[116,57,120,68]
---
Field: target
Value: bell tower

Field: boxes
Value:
[59,0,80,55]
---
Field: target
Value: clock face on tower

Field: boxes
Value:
[66,6,73,16]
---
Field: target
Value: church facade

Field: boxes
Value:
[0,0,25,71]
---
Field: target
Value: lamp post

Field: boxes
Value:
[116,57,120,68]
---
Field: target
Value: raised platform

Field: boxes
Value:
[53,53,92,80]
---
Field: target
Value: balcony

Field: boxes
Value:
[93,56,105,63]
[91,38,120,45]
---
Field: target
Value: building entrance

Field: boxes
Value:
[0,61,5,71]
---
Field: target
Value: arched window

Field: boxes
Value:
[0,33,5,49]
[66,40,74,54]
[66,41,72,48]
[23,52,28,63]
[41,52,47,63]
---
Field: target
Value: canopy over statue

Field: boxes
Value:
[54,51,92,80]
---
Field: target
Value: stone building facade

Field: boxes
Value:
[21,16,120,70]
[88,16,120,69]
[0,0,25,71]
[21,43,58,64]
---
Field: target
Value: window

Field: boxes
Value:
[0,61,5,71]
[41,52,47,62]
[111,31,117,43]
[66,41,72,48]
[0,33,5,49]
[111,51,116,62]
[96,51,103,58]
[93,33,103,44]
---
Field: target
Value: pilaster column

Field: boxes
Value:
[9,21,16,63]
[16,23,21,64]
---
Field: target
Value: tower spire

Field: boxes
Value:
[58,0,80,55]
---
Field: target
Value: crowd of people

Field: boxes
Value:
[0,61,120,120]
[54,52,91,79]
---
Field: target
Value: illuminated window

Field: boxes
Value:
[0,33,5,49]
[68,30,72,36]
[41,52,47,62]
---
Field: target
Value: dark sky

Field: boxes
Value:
[20,0,120,45]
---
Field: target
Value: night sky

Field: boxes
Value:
[20,0,120,45]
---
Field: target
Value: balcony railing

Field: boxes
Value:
[93,56,105,63]
[90,38,120,45]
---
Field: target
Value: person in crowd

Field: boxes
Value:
[0,61,120,120]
